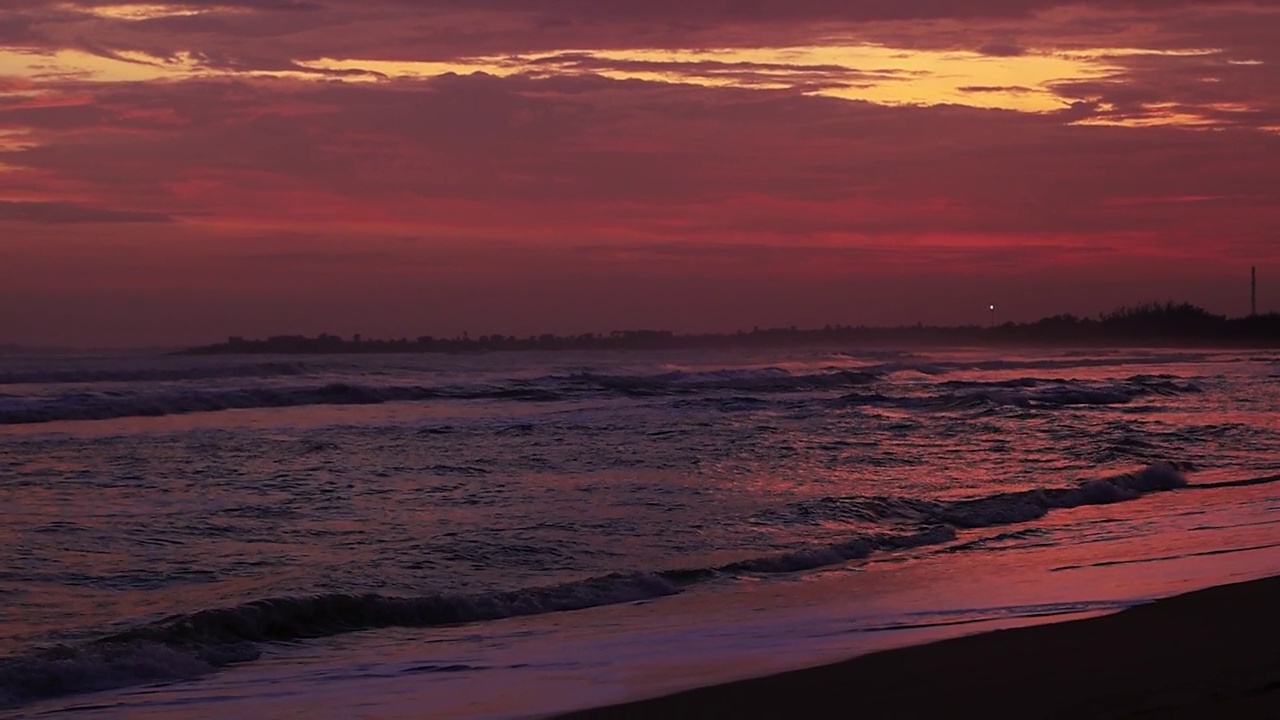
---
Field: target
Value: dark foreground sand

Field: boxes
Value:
[554,575,1280,719]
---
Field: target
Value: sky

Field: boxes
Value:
[0,1,1278,346]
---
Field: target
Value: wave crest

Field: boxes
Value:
[0,464,1192,708]
[768,464,1187,530]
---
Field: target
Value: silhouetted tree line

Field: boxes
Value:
[180,302,1280,355]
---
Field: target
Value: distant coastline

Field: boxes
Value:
[178,303,1280,355]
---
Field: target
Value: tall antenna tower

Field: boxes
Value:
[1252,266,1257,316]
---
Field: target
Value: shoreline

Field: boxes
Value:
[552,574,1280,719]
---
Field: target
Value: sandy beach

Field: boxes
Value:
[555,575,1280,719]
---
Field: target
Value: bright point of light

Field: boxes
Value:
[990,304,995,311]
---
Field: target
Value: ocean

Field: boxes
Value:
[2,346,1278,718]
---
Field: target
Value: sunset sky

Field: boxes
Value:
[1,1,1278,346]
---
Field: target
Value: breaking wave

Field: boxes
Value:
[0,382,564,425]
[866,353,1206,376]
[836,375,1200,412]
[0,368,883,424]
[1,383,432,424]
[0,361,313,386]
[761,463,1189,530]
[1,368,1206,425]
[0,528,950,707]
[561,368,881,396]
[0,573,679,707]
[0,464,1190,708]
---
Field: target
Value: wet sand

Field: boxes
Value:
[553,575,1280,719]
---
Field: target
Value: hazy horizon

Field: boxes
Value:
[3,299,1273,352]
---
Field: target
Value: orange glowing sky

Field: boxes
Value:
[1,0,1278,346]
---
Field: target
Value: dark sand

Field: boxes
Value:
[554,575,1280,719]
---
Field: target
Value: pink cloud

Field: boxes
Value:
[0,1,1277,345]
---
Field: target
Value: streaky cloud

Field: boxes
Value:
[0,199,174,223]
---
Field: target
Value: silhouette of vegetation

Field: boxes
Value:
[180,303,1280,355]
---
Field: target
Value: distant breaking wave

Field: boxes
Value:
[862,353,1209,376]
[0,369,1201,425]
[561,368,881,395]
[0,350,1213,388]
[0,361,313,386]
[0,464,1190,707]
[0,367,880,424]
[0,382,445,424]
[836,374,1199,413]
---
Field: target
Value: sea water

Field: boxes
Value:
[1,346,1278,717]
